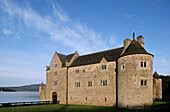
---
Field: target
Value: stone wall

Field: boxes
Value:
[153,78,162,100]
[68,61,116,106]
[39,83,46,101]
[118,54,153,108]
[41,52,67,104]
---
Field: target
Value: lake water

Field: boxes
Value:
[0,91,40,103]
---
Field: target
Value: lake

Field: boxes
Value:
[0,91,40,103]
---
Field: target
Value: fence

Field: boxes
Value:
[0,101,59,107]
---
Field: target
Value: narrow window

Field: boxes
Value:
[83,69,85,73]
[105,98,107,102]
[76,70,79,73]
[101,80,103,86]
[102,80,107,86]
[88,81,92,86]
[144,80,147,86]
[75,82,80,87]
[54,72,57,76]
[54,81,58,85]
[54,64,57,68]
[86,97,87,100]
[102,65,106,70]
[144,62,146,67]
[141,80,143,85]
[141,62,143,67]
[121,64,125,70]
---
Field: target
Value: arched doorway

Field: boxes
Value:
[52,92,57,104]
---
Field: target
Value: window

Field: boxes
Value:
[102,65,107,70]
[54,72,57,76]
[54,81,58,85]
[88,81,92,86]
[144,62,146,67]
[140,61,147,68]
[141,80,147,86]
[141,80,143,85]
[83,69,85,73]
[76,70,79,73]
[75,82,80,87]
[101,80,107,86]
[141,62,143,67]
[144,80,147,85]
[121,64,125,70]
[54,64,57,68]
[105,98,107,102]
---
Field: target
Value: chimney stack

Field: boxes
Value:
[137,35,144,48]
[124,38,131,50]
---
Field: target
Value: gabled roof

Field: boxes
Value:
[70,47,124,67]
[57,52,75,67]
[153,71,160,79]
[120,39,153,57]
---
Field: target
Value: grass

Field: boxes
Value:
[0,104,131,112]
[0,101,170,112]
[153,100,170,105]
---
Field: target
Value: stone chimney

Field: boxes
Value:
[124,38,131,50]
[137,35,144,48]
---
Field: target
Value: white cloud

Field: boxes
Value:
[2,28,12,35]
[109,35,116,45]
[0,0,108,54]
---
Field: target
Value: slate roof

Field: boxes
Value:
[57,52,75,67]
[70,47,124,67]
[120,39,154,57]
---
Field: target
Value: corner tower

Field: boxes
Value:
[117,34,154,108]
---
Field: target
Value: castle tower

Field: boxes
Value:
[117,33,154,108]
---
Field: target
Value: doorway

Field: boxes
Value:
[52,92,57,104]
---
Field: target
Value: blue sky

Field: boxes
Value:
[0,0,170,86]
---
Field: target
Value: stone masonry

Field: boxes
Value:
[39,33,162,108]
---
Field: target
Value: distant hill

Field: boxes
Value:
[0,84,41,91]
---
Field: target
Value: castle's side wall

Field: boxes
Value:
[153,78,162,100]
[45,53,67,104]
[68,61,116,106]
[118,54,153,108]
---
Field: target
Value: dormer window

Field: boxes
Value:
[102,65,106,70]
[54,64,57,68]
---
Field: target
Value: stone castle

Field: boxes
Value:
[39,32,162,108]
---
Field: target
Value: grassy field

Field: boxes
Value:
[0,104,132,112]
[0,101,170,112]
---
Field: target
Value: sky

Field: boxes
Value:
[0,0,170,87]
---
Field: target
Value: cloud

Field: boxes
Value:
[124,13,132,19]
[0,0,108,54]
[2,28,12,35]
[109,35,116,45]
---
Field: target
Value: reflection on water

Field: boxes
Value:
[0,91,40,103]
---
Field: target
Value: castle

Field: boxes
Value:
[39,32,162,108]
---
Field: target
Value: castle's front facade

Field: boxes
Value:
[39,33,162,108]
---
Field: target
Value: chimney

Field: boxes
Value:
[137,35,144,48]
[124,38,131,50]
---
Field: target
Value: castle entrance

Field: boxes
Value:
[52,92,57,104]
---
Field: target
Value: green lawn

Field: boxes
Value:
[153,101,170,105]
[0,101,170,112]
[0,104,131,112]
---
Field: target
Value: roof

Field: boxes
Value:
[153,71,160,79]
[57,52,75,67]
[70,47,124,67]
[120,39,154,57]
